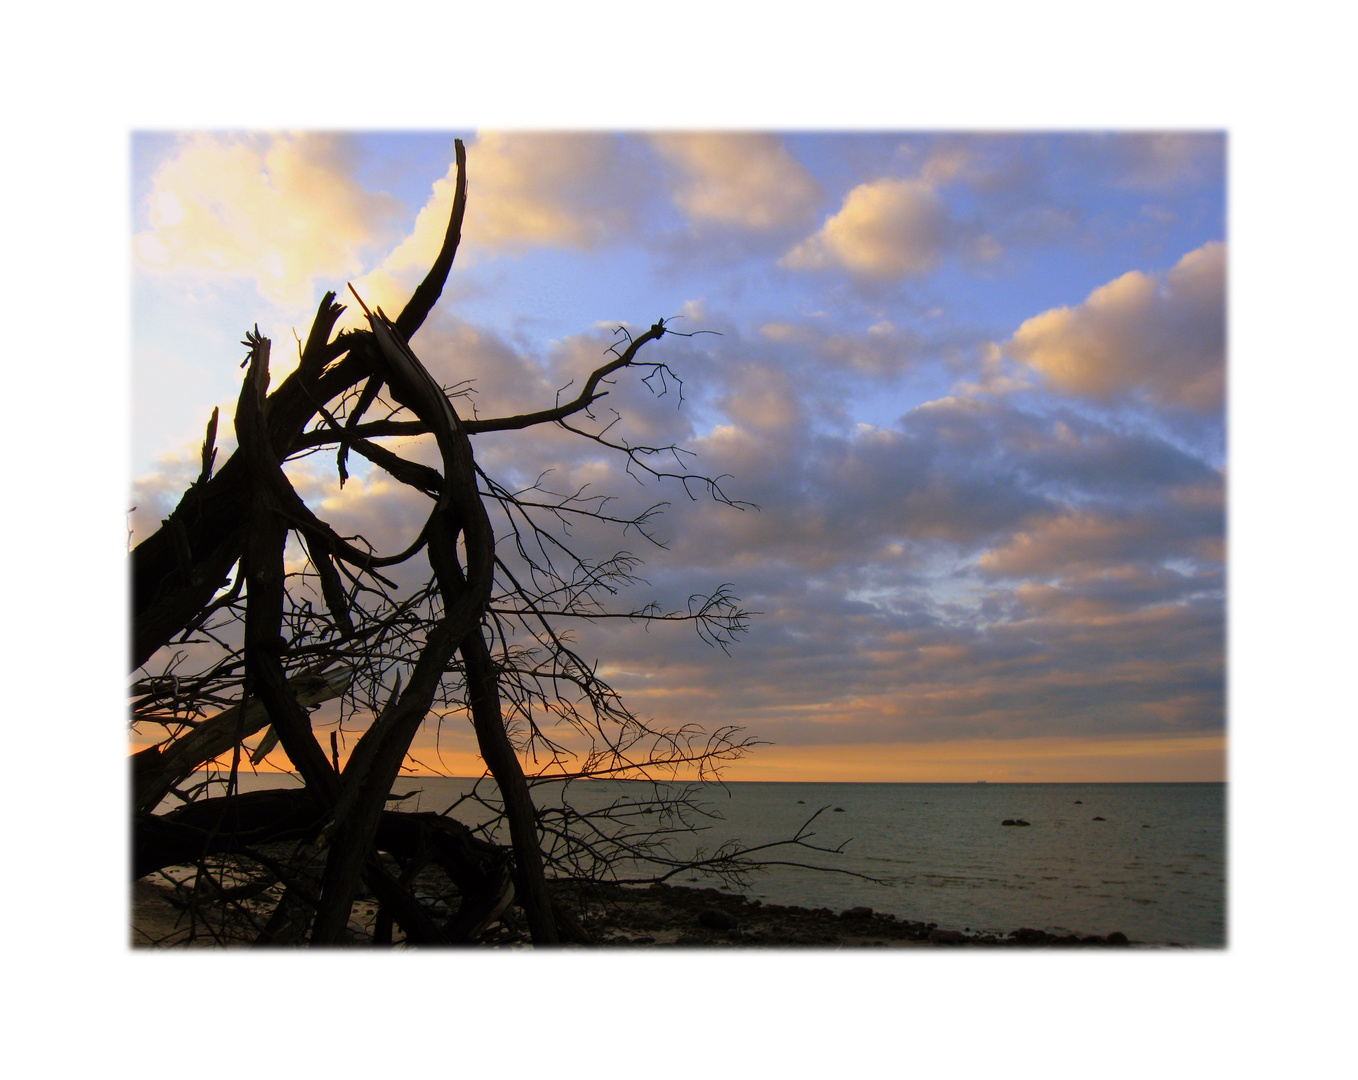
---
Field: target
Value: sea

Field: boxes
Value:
[215,775,1226,947]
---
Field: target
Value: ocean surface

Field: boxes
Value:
[217,775,1226,946]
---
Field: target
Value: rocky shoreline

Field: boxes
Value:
[132,873,1140,948]
[540,881,1136,948]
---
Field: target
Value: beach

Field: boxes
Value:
[136,777,1222,947]
[132,872,1140,949]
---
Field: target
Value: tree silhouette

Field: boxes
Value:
[129,139,826,946]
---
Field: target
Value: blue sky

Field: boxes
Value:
[130,130,1227,781]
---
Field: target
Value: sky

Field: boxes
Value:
[129,130,1227,782]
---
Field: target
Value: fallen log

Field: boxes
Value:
[133,788,519,943]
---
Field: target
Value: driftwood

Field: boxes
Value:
[133,667,352,814]
[132,787,541,944]
[130,136,759,947]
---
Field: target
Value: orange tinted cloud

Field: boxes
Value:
[719,734,1226,783]
[1007,242,1225,409]
[145,730,1224,784]
[784,177,949,279]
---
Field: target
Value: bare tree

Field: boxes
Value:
[131,139,843,947]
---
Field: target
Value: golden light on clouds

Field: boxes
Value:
[131,132,1225,788]
[784,177,949,278]
[358,131,649,313]
[721,734,1226,783]
[134,133,399,310]
[140,728,1225,785]
[1008,241,1225,409]
[461,132,639,250]
[649,132,822,230]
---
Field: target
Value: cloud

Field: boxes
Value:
[1006,241,1226,410]
[783,177,949,279]
[648,133,822,231]
[552,352,1226,748]
[581,534,1223,748]
[129,449,207,548]
[133,133,401,309]
[460,132,651,253]
[996,411,1217,498]
[1087,132,1225,191]
[661,393,1063,573]
[467,132,657,248]
[132,309,1225,760]
[977,505,1211,580]
[913,135,1054,211]
[128,133,1227,777]
[713,359,808,434]
[777,136,1092,283]
[411,310,559,423]
[757,318,926,378]
[353,133,656,317]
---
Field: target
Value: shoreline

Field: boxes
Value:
[543,880,1142,948]
[132,875,1154,949]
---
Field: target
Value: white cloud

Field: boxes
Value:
[1006,242,1226,410]
[648,133,821,231]
[782,177,949,279]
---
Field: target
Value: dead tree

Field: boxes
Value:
[130,139,796,946]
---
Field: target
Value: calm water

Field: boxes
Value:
[218,775,1226,946]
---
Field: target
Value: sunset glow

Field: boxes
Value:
[131,131,1226,784]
